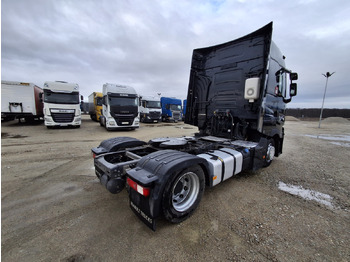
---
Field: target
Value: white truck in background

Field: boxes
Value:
[99,83,139,130]
[41,81,81,128]
[139,95,162,123]
[1,81,43,122]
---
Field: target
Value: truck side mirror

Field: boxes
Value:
[39,92,43,102]
[290,73,298,81]
[290,83,297,97]
[80,95,84,101]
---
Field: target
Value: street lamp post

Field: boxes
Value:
[318,72,335,128]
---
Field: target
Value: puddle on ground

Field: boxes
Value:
[175,126,195,129]
[305,134,350,147]
[278,182,334,208]
[1,132,28,139]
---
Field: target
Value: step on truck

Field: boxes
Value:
[160,97,182,122]
[41,81,81,128]
[1,81,43,122]
[99,83,140,130]
[88,92,103,122]
[139,95,162,123]
[91,23,298,230]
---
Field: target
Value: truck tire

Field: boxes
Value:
[162,165,205,223]
[263,139,275,167]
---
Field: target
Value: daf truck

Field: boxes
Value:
[91,23,298,230]
[160,97,182,122]
[139,95,162,123]
[99,83,139,130]
[42,81,81,128]
[1,81,43,122]
[88,92,103,121]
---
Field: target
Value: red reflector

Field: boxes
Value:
[127,177,150,197]
[92,153,96,159]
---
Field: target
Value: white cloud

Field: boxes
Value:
[1,0,350,107]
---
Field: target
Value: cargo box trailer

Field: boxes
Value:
[1,81,43,122]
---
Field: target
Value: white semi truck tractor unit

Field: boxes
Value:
[139,95,162,123]
[99,83,140,131]
[42,81,81,128]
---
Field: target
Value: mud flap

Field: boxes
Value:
[252,137,268,170]
[129,190,157,231]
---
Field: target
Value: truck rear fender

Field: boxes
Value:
[91,136,146,156]
[126,150,208,226]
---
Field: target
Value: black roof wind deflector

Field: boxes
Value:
[193,22,273,53]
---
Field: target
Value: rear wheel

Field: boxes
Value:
[162,165,205,223]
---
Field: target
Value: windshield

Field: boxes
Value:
[96,97,103,106]
[44,90,79,104]
[109,96,138,107]
[146,101,161,108]
[170,104,181,111]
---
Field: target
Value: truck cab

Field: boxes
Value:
[100,83,139,130]
[42,81,81,128]
[185,23,297,156]
[160,97,182,122]
[139,95,162,123]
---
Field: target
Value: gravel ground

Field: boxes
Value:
[1,115,350,262]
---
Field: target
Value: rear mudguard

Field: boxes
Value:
[91,136,146,156]
[126,149,208,231]
[252,137,268,170]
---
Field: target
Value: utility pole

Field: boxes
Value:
[318,72,335,128]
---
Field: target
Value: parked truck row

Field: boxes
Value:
[2,80,185,129]
[1,80,82,128]
[91,22,298,230]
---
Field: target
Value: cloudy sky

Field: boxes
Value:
[2,0,350,108]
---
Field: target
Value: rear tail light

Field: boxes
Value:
[92,152,96,159]
[127,177,150,197]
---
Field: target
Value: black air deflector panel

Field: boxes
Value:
[185,23,273,131]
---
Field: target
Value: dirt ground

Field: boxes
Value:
[1,115,349,262]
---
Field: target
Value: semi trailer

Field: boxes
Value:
[91,23,298,230]
[1,81,43,122]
